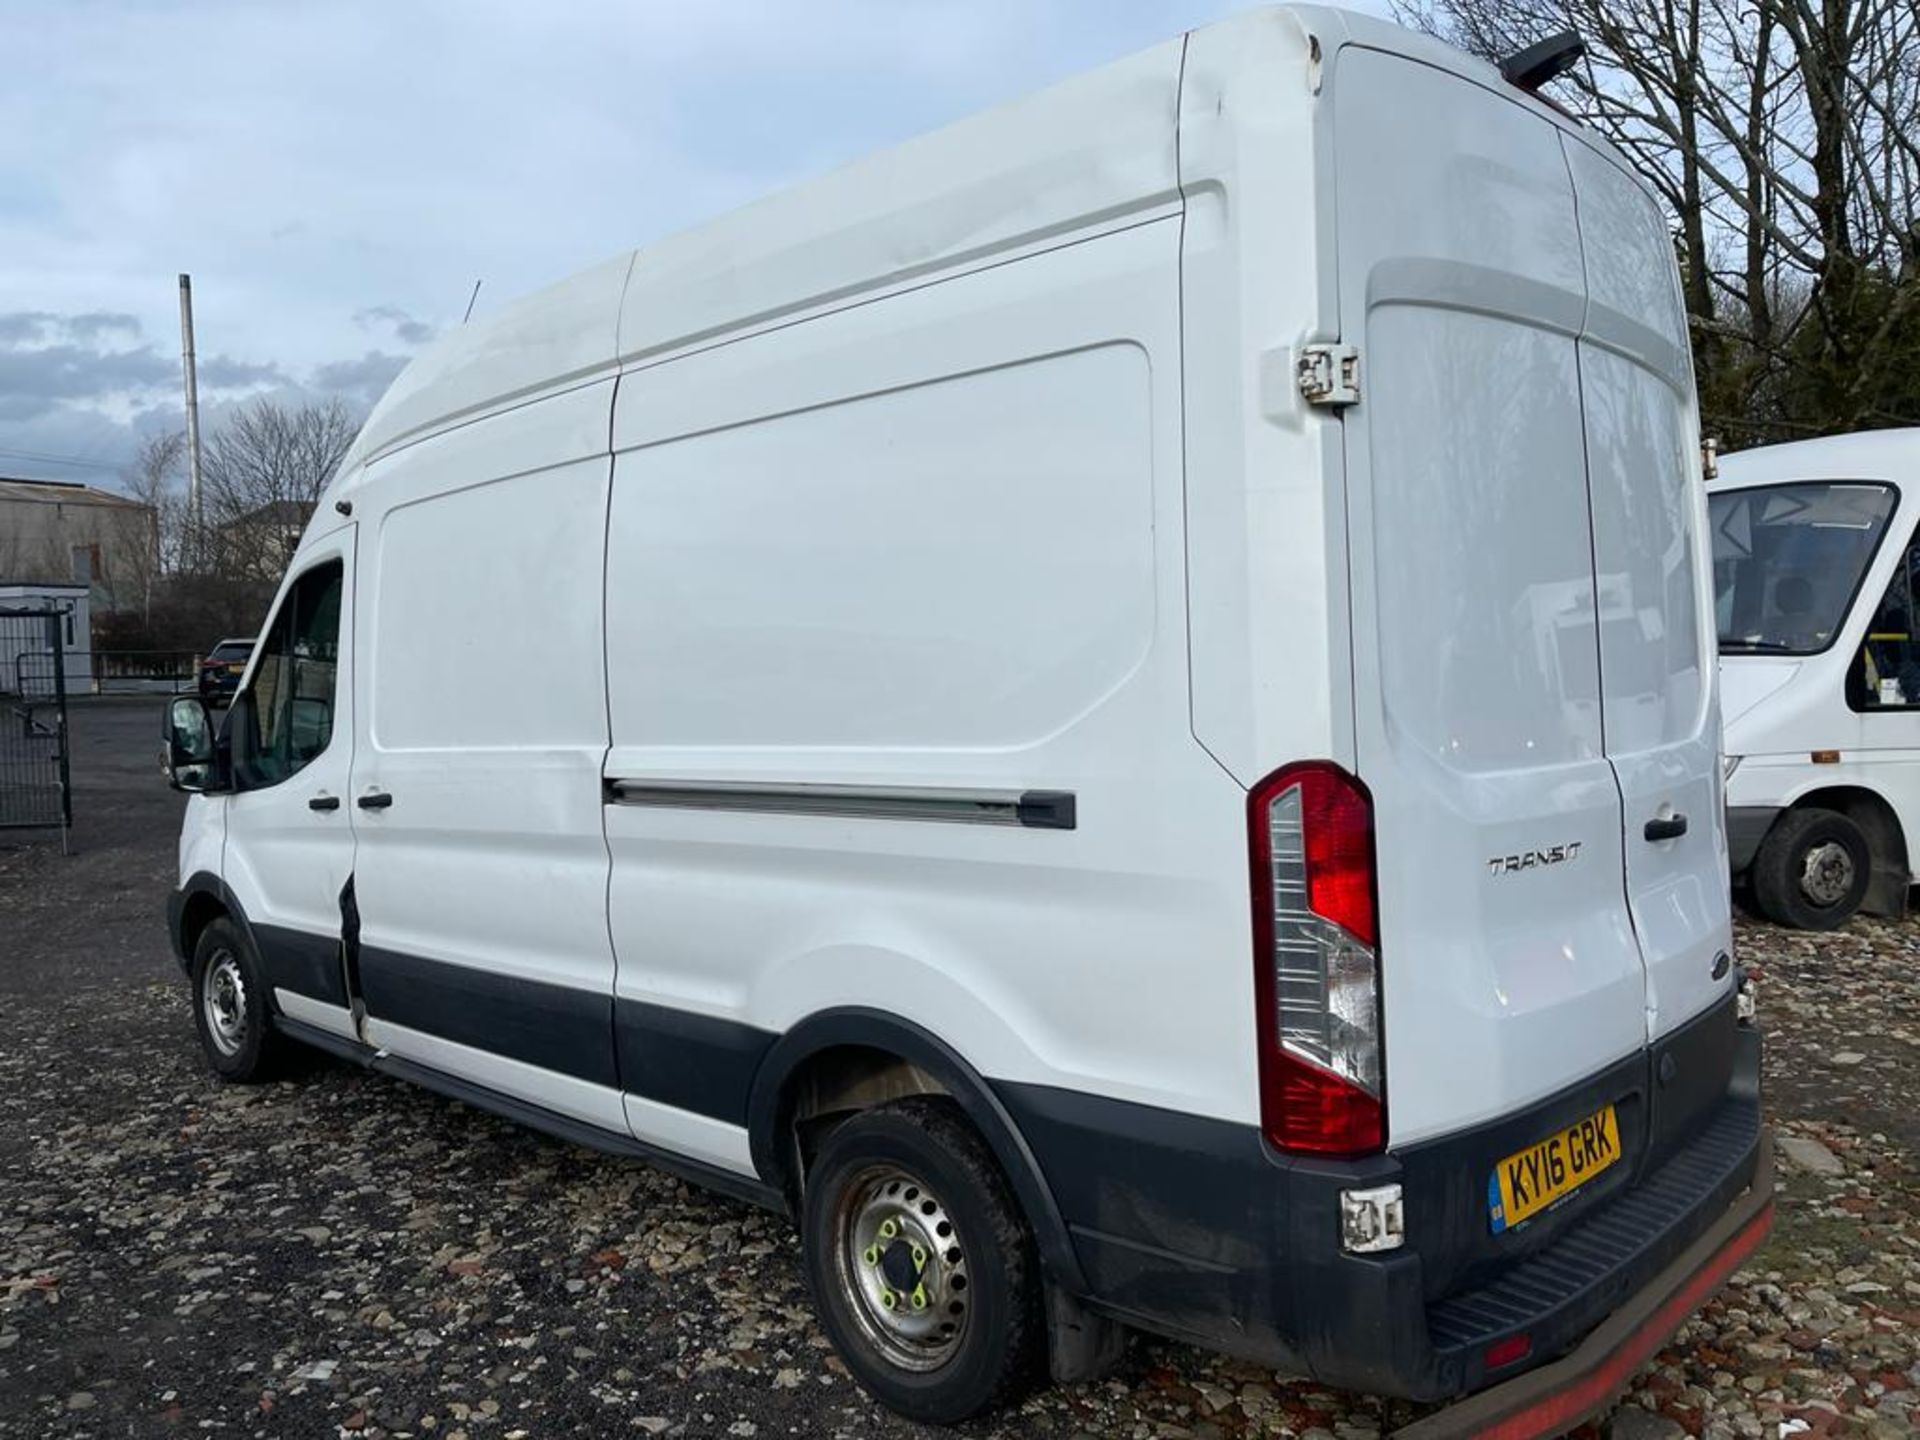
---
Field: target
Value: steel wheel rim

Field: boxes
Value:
[202,949,248,1057]
[832,1165,970,1371]
[1799,840,1856,909]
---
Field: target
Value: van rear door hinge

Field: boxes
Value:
[1297,342,1361,408]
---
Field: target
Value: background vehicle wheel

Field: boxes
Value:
[1750,806,1871,930]
[800,1096,1042,1424]
[190,917,286,1081]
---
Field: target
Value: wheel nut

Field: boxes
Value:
[880,1290,897,1310]
[911,1245,926,1267]
[911,1285,928,1311]
[878,1219,898,1239]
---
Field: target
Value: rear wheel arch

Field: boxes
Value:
[746,1008,1087,1296]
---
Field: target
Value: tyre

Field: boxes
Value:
[190,917,287,1081]
[1750,806,1871,931]
[800,1096,1042,1423]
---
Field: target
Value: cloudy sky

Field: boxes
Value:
[0,0,1391,491]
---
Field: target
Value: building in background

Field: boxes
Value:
[0,476,157,619]
[0,581,91,696]
[213,499,314,583]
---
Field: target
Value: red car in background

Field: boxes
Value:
[196,638,253,706]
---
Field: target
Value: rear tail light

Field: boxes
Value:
[1249,761,1385,1156]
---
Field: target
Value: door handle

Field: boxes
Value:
[357,790,394,811]
[1644,813,1688,842]
[308,793,341,813]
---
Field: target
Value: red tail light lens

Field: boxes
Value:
[1250,761,1385,1156]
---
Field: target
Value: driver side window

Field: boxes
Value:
[234,560,343,787]
[1853,536,1920,711]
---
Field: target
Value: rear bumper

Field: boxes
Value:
[998,994,1764,1410]
[1393,1134,1772,1438]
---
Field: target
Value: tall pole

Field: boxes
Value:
[177,273,205,570]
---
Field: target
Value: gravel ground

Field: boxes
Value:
[1,702,1916,1439]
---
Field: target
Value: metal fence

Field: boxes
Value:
[0,609,71,832]
[10,649,197,696]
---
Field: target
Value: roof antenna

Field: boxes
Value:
[1499,30,1584,93]
[462,279,483,325]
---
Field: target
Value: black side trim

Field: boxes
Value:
[616,999,777,1125]
[746,1008,1088,1295]
[254,923,349,1009]
[605,779,1078,830]
[271,1016,783,1213]
[358,946,617,1090]
[1015,790,1077,830]
[169,873,349,1009]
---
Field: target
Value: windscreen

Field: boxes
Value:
[1711,482,1897,655]
[209,641,253,662]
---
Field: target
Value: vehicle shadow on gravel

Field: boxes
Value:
[0,703,1913,1438]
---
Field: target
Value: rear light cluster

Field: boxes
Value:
[1249,761,1385,1156]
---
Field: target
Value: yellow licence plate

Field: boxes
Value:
[1488,1104,1620,1233]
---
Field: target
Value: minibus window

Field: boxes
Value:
[1710,482,1896,656]
[1852,539,1920,710]
[234,560,343,789]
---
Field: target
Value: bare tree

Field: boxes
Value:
[1393,0,1920,442]
[118,430,187,621]
[200,396,359,582]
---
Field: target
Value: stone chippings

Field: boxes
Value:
[1,905,1916,1437]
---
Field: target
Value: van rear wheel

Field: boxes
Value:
[1751,806,1871,931]
[800,1096,1041,1423]
[190,917,288,1082]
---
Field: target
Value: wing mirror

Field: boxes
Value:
[161,696,217,792]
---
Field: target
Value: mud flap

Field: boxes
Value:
[1046,1282,1128,1384]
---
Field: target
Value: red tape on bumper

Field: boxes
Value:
[1478,1201,1774,1439]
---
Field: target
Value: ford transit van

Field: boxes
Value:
[1714,428,1920,929]
[163,8,1771,1432]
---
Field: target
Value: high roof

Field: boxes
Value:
[326,3,1561,492]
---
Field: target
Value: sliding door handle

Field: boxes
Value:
[357,790,393,811]
[1644,813,1688,842]
[308,793,340,813]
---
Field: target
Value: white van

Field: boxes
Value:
[162,7,1771,1432]
[1713,428,1920,929]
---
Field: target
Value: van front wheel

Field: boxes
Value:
[190,917,287,1081]
[1751,806,1871,930]
[800,1096,1042,1423]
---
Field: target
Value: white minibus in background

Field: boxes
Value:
[1714,428,1920,929]
[161,6,1771,1433]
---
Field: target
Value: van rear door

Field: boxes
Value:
[1564,140,1730,1041]
[1333,48,1649,1145]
